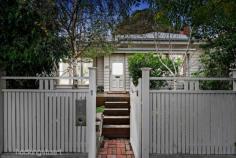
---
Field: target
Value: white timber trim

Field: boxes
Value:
[1,76,89,80]
[87,67,96,158]
[150,77,234,81]
[0,72,6,154]
[2,89,89,93]
[118,40,204,45]
[232,69,236,91]
[141,68,151,158]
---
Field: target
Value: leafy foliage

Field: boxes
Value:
[148,0,236,89]
[55,0,141,78]
[115,8,178,35]
[128,53,181,88]
[115,9,156,34]
[148,0,236,75]
[192,48,234,90]
[193,0,236,79]
[0,0,68,76]
[57,0,140,59]
[96,106,105,113]
[0,0,140,77]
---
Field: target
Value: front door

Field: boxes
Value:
[110,55,125,91]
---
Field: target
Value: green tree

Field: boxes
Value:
[128,53,181,88]
[115,8,181,35]
[56,0,140,77]
[0,0,68,76]
[192,0,236,78]
[115,9,156,34]
[148,0,236,78]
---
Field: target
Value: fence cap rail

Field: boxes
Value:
[2,89,89,93]
[149,77,234,81]
[150,89,236,93]
[0,76,89,80]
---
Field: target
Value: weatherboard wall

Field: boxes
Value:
[96,57,104,87]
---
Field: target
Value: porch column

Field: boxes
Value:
[187,54,191,77]
[231,69,236,91]
[87,67,96,158]
[0,72,6,154]
[141,68,151,158]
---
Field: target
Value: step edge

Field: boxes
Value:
[105,101,129,104]
[103,125,130,128]
[104,108,129,110]
[103,116,130,119]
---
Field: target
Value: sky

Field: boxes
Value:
[130,1,150,13]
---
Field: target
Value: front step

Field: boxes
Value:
[102,125,130,138]
[103,116,130,125]
[102,94,130,138]
[103,108,129,116]
[105,97,129,102]
[105,101,129,108]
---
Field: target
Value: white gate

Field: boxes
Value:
[0,68,96,158]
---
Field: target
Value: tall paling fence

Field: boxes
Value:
[3,89,88,153]
[130,68,236,158]
[149,90,236,155]
[0,68,96,158]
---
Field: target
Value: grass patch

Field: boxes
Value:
[96,106,105,113]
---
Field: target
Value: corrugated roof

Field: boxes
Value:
[115,32,189,41]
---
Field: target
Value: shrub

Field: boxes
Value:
[128,53,181,88]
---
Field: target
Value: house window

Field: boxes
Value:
[59,58,93,85]
[59,62,72,85]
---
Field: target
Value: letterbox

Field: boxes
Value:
[76,99,86,126]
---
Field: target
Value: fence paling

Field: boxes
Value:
[149,91,236,155]
[1,70,97,157]
[130,69,236,158]
[3,91,88,153]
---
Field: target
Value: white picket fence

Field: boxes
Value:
[0,68,96,158]
[130,68,236,158]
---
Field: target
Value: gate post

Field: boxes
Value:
[141,68,151,158]
[231,69,236,91]
[87,67,96,158]
[0,72,6,154]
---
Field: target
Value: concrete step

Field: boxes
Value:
[103,108,129,116]
[102,125,130,138]
[103,116,130,125]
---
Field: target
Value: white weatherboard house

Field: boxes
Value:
[59,32,203,92]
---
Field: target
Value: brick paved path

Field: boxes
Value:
[97,139,135,158]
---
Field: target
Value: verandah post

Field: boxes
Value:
[87,67,96,158]
[141,68,151,158]
[0,72,6,154]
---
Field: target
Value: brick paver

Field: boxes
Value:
[97,139,135,158]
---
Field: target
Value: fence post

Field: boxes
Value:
[0,72,6,154]
[87,67,96,158]
[141,68,151,158]
[232,69,236,91]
